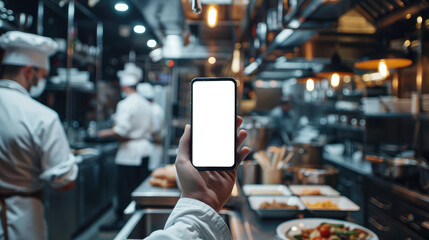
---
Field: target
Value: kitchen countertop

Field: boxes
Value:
[236,196,298,240]
[323,153,429,210]
[132,177,340,240]
[322,153,372,175]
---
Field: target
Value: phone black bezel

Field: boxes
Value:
[190,77,237,171]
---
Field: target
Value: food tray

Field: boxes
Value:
[248,196,306,218]
[243,184,292,196]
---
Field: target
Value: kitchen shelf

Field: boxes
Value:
[325,108,363,115]
[45,83,95,93]
[364,113,414,118]
[324,124,364,132]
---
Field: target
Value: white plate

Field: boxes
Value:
[289,185,340,196]
[248,196,305,218]
[300,196,360,211]
[276,218,379,240]
[243,184,292,196]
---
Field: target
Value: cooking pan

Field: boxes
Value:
[365,155,418,179]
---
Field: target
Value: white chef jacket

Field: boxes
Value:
[146,198,232,240]
[151,102,165,136]
[0,80,78,240]
[113,93,152,166]
[149,102,165,170]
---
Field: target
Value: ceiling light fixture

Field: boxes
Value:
[133,25,146,34]
[147,39,157,48]
[354,49,412,70]
[255,80,263,87]
[231,43,241,73]
[297,68,324,83]
[316,52,355,79]
[207,5,218,28]
[208,57,216,64]
[378,60,389,78]
[330,73,340,87]
[114,2,128,12]
[306,78,315,92]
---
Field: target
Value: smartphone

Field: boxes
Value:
[191,77,237,171]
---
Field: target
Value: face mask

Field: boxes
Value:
[30,78,46,98]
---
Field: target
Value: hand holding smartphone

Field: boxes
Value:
[190,77,237,170]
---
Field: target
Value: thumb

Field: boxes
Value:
[177,124,191,158]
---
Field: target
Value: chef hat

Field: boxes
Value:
[137,82,154,99]
[117,62,143,86]
[0,31,58,71]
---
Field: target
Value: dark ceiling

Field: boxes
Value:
[5,0,158,56]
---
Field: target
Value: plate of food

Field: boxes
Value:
[248,196,305,218]
[243,184,292,196]
[276,218,378,240]
[289,185,340,196]
[300,196,360,218]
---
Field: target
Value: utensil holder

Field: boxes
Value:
[262,168,282,184]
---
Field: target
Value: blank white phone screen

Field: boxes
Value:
[192,80,235,167]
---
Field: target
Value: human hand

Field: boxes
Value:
[98,129,113,138]
[175,116,250,212]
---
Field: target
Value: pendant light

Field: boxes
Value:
[315,52,354,87]
[354,48,412,70]
[355,17,412,71]
[297,68,323,92]
[315,52,355,78]
[297,68,324,83]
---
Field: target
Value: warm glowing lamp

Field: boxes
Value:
[207,5,218,28]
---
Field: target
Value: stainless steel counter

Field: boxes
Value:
[323,153,429,210]
[130,178,303,239]
[132,178,181,208]
[132,177,240,208]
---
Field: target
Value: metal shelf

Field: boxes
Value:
[324,124,364,132]
[364,113,414,118]
[45,83,95,93]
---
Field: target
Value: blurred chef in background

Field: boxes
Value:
[269,95,298,146]
[98,63,152,230]
[138,82,165,171]
[0,31,78,240]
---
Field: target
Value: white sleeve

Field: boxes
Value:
[146,198,231,240]
[113,101,133,138]
[38,115,78,188]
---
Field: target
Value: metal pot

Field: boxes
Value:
[237,160,261,185]
[366,155,418,179]
[241,117,271,151]
[290,165,338,187]
[289,143,323,167]
[419,162,429,193]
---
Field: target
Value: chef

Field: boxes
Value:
[98,63,152,230]
[269,95,298,145]
[146,117,250,239]
[137,82,165,171]
[0,31,78,240]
